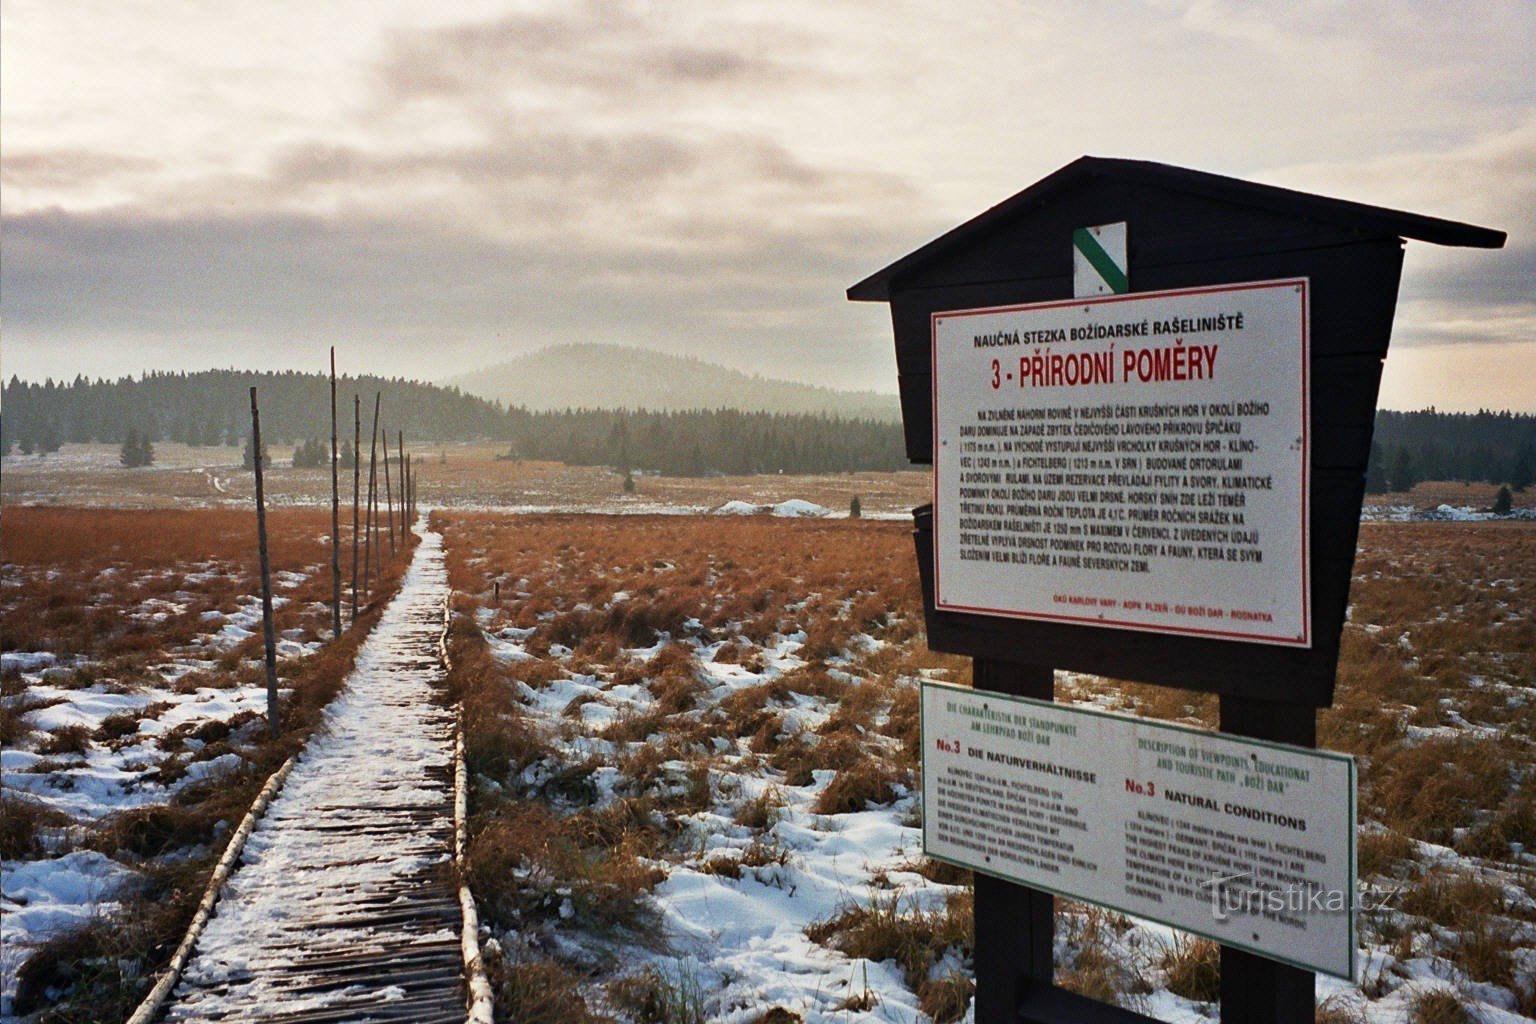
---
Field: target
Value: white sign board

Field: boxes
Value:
[922,682,1356,979]
[933,279,1310,646]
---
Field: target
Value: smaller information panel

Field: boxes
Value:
[922,682,1356,979]
[933,279,1309,646]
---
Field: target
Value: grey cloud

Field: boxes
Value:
[1,149,161,189]
[1399,244,1536,312]
[0,198,928,388]
[375,5,809,111]
[662,46,752,83]
[269,131,697,191]
[246,112,921,269]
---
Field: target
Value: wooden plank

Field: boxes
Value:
[158,539,469,1024]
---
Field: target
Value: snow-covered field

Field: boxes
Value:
[0,507,384,1020]
[5,486,1533,1023]
[441,513,1536,1023]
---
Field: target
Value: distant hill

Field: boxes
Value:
[442,344,902,421]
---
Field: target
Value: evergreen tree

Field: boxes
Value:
[1493,485,1513,516]
[622,470,636,494]
[1387,446,1417,493]
[121,428,142,467]
[119,429,154,467]
[291,438,328,468]
[849,495,862,519]
[1364,441,1388,494]
[1510,444,1535,492]
[195,409,224,446]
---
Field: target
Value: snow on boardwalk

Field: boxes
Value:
[162,530,465,1024]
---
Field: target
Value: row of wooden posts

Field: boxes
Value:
[251,348,421,736]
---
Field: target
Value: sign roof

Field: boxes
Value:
[847,156,1506,303]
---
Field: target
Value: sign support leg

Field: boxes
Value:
[1218,696,1317,1024]
[972,659,1054,1024]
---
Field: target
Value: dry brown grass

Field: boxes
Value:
[1367,735,1517,846]
[805,890,974,1023]
[1367,480,1536,512]
[1160,935,1220,1003]
[733,786,787,830]
[484,953,612,1024]
[11,858,207,1022]
[1349,523,1536,696]
[431,510,1536,1017]
[0,792,71,860]
[442,615,551,781]
[606,962,708,1024]
[1056,903,1147,1009]
[0,507,360,659]
[1357,827,1417,878]
[3,506,418,1024]
[1395,870,1506,931]
[35,722,92,756]
[811,759,905,815]
[1407,987,1473,1024]
[1314,992,1368,1024]
[464,801,665,935]
[435,514,921,648]
[435,509,963,1011]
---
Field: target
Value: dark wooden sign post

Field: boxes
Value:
[849,157,1503,1024]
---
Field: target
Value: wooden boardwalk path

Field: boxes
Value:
[159,531,467,1024]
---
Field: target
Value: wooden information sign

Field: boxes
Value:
[922,681,1357,980]
[849,157,1504,1024]
[933,279,1310,647]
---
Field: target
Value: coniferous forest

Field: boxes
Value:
[4,371,1533,485]
[1,370,908,476]
[1366,409,1536,492]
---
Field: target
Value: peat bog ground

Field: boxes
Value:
[3,450,1533,1023]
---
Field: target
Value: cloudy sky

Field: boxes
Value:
[3,0,1532,411]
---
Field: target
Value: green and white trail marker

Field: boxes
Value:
[1073,221,1128,296]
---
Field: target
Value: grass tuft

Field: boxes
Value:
[1407,987,1472,1024]
[483,952,607,1024]
[805,890,973,1022]
[1160,935,1219,1002]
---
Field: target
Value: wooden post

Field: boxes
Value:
[329,348,342,639]
[365,393,381,591]
[249,387,280,738]
[1219,697,1317,1024]
[351,393,360,623]
[972,659,1055,1024]
[397,430,407,527]
[383,420,396,556]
